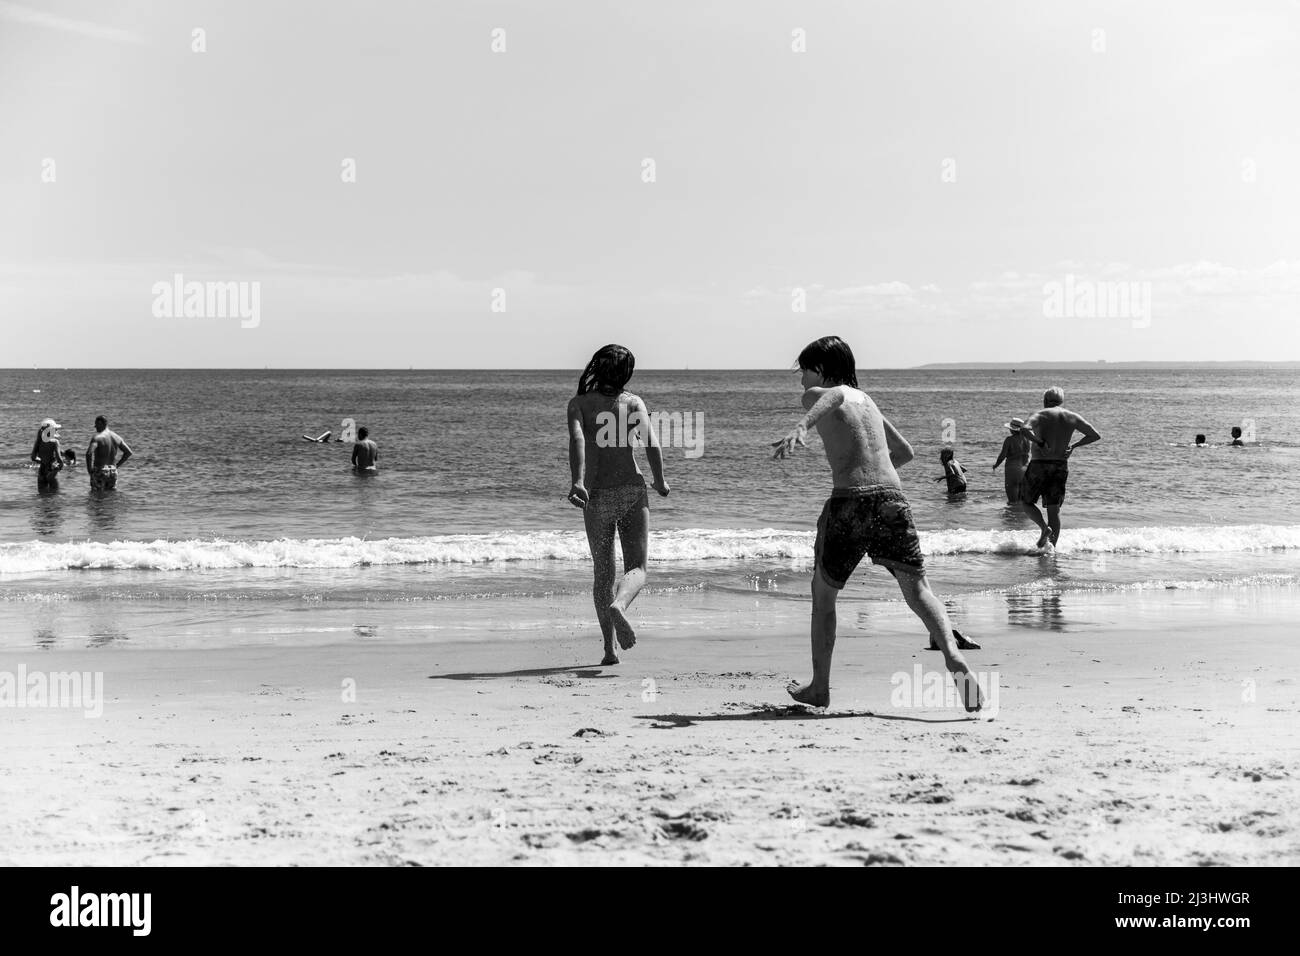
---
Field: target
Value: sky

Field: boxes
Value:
[2,0,1298,368]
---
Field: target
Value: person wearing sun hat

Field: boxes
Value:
[993,417,1036,504]
[30,417,67,489]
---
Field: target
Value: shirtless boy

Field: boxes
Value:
[1019,387,1101,549]
[86,415,133,491]
[772,336,982,712]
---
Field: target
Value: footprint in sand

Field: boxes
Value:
[854,851,905,866]
[820,810,877,829]
[658,820,708,841]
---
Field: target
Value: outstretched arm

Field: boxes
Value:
[772,386,844,458]
[566,398,588,507]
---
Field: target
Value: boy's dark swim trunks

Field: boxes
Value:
[814,485,925,588]
[1021,460,1068,508]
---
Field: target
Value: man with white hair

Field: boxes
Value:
[1020,386,1101,549]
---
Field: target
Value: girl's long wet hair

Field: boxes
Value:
[796,336,859,388]
[577,344,635,396]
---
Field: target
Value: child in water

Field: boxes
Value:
[934,448,967,495]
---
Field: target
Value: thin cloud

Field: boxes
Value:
[0,1,144,44]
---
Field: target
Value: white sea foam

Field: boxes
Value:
[2,524,1298,573]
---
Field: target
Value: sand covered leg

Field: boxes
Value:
[582,503,620,664]
[608,495,650,651]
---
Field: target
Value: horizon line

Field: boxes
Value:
[5,360,1300,372]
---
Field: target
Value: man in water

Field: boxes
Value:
[351,426,378,472]
[86,415,133,491]
[1230,426,1245,447]
[772,336,982,712]
[1019,387,1100,549]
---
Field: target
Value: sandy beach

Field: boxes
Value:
[3,589,1296,867]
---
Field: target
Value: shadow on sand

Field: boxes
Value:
[636,707,975,729]
[428,664,616,681]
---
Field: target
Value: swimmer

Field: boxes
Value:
[933,447,967,495]
[351,426,379,472]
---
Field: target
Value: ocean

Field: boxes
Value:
[2,368,1297,648]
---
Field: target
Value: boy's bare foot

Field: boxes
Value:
[1035,531,1049,549]
[929,628,981,651]
[1048,528,1060,546]
[787,680,829,708]
[608,604,636,650]
[601,651,619,666]
[951,670,985,713]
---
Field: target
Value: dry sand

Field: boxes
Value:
[1,608,1297,866]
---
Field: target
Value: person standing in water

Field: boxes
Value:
[30,418,66,489]
[772,336,981,712]
[86,415,133,491]
[993,418,1036,504]
[934,447,967,496]
[351,426,379,472]
[1019,387,1101,549]
[566,344,670,665]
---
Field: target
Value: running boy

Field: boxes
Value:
[772,336,982,711]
